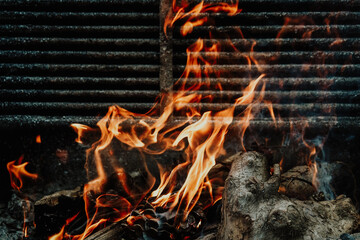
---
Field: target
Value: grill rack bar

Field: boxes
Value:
[0,115,358,130]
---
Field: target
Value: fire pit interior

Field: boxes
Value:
[1,0,360,239]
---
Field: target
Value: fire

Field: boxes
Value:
[164,0,241,37]
[51,0,273,238]
[7,155,38,191]
[7,155,38,238]
[3,0,343,239]
[36,135,41,143]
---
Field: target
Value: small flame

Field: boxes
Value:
[311,161,319,189]
[7,155,38,191]
[7,156,38,238]
[48,213,79,240]
[71,123,94,144]
[36,135,41,143]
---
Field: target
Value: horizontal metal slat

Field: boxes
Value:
[172,103,360,117]
[177,77,360,91]
[0,64,160,77]
[0,12,159,26]
[174,64,360,77]
[0,76,160,90]
[0,115,358,129]
[185,12,360,26]
[174,38,360,52]
[199,0,360,12]
[2,89,358,104]
[2,102,357,117]
[0,25,159,38]
[0,51,160,64]
[172,116,359,130]
[1,102,157,115]
[0,38,160,51]
[0,0,159,12]
[174,25,360,38]
[174,90,360,103]
[173,51,358,65]
[0,89,159,102]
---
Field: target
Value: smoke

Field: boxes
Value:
[316,161,336,200]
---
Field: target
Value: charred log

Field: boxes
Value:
[34,186,84,237]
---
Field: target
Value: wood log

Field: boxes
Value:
[218,151,360,240]
[279,165,317,200]
[84,222,127,240]
[34,186,84,237]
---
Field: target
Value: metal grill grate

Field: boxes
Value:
[0,0,359,129]
[0,0,161,127]
[171,0,360,129]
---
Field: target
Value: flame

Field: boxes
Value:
[48,213,79,240]
[36,135,41,143]
[279,157,284,171]
[164,0,241,37]
[22,200,31,238]
[7,156,38,238]
[71,123,94,144]
[49,226,65,240]
[4,0,344,238]
[311,161,319,189]
[7,155,38,191]
[49,0,277,238]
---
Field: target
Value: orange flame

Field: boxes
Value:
[50,0,278,238]
[7,156,38,238]
[7,155,38,191]
[36,135,41,143]
[164,0,241,37]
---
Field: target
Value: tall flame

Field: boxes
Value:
[51,0,275,238]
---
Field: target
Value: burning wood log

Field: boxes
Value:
[218,152,360,240]
[34,187,84,237]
